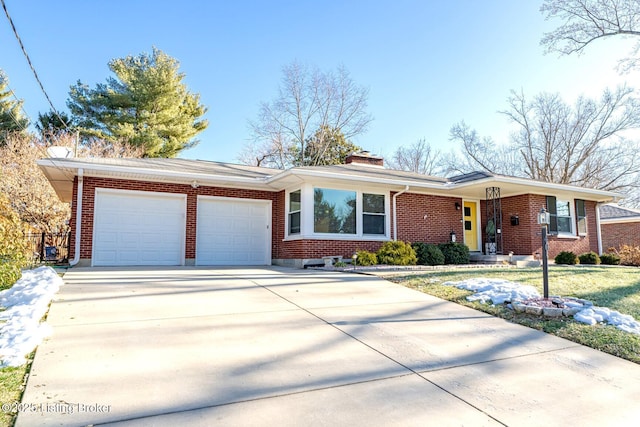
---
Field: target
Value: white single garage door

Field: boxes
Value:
[196,196,271,265]
[93,189,186,266]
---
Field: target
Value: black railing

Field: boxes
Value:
[25,232,71,264]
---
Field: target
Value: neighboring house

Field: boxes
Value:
[600,204,640,251]
[37,152,619,267]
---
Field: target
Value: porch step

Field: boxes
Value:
[469,253,510,265]
[469,253,540,267]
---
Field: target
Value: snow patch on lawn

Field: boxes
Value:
[447,278,540,305]
[0,267,64,367]
[443,278,640,336]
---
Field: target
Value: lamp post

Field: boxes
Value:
[538,208,550,299]
[352,253,358,270]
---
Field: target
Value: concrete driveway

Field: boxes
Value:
[16,266,640,426]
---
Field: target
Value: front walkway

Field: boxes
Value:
[16,267,640,426]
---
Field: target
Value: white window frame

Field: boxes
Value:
[547,195,578,238]
[284,184,390,241]
[555,199,574,235]
[576,199,587,236]
[288,189,301,235]
[362,193,386,236]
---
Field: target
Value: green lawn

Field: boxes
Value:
[0,363,30,427]
[390,265,640,364]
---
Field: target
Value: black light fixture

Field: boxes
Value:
[455,202,461,210]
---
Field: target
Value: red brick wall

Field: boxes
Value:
[70,175,602,264]
[72,177,279,261]
[278,239,383,261]
[496,194,597,259]
[276,192,463,262]
[498,194,541,256]
[602,222,640,251]
[394,192,463,244]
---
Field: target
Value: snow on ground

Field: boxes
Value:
[0,266,64,367]
[443,277,640,336]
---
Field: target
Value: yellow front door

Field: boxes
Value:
[463,201,478,251]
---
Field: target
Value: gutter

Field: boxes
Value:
[392,185,410,241]
[596,202,603,255]
[69,169,83,266]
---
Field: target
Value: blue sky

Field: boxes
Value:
[1,0,638,164]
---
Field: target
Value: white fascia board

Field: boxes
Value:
[37,158,274,189]
[449,175,621,201]
[267,168,447,191]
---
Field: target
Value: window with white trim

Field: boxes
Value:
[576,199,587,235]
[546,196,574,235]
[314,188,356,234]
[285,187,388,238]
[288,190,301,234]
[363,193,385,235]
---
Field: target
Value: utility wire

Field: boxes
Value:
[1,0,70,130]
[7,86,33,127]
[2,75,34,130]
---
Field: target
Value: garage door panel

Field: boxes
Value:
[93,191,185,266]
[196,197,270,266]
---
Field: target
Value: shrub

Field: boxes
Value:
[355,250,378,266]
[554,251,578,265]
[376,241,417,265]
[578,251,601,265]
[0,194,29,290]
[413,242,445,266]
[438,242,470,265]
[618,245,640,266]
[600,252,621,265]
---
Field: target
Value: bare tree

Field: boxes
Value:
[502,87,640,190]
[245,61,373,168]
[0,131,144,234]
[76,136,145,158]
[541,0,640,71]
[387,139,446,175]
[449,87,640,205]
[0,133,71,233]
[447,122,522,177]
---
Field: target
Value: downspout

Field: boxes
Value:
[392,185,410,241]
[595,202,603,255]
[69,169,83,266]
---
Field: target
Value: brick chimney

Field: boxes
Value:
[345,151,384,167]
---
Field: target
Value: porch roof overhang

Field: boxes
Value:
[265,166,452,194]
[445,175,621,203]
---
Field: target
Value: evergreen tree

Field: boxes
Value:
[36,111,74,139]
[0,70,29,143]
[303,126,362,166]
[68,48,208,157]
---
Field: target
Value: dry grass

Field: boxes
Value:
[392,265,640,363]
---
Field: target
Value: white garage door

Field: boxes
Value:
[196,196,271,265]
[93,189,186,266]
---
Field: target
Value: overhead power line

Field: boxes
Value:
[4,79,34,129]
[1,0,70,130]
